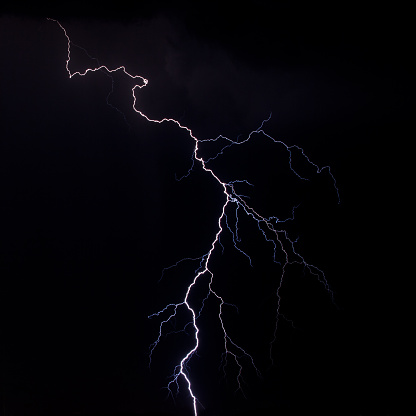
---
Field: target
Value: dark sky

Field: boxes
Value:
[0,2,410,416]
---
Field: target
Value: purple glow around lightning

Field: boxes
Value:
[48,18,340,416]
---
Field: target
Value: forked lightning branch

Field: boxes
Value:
[48,18,339,416]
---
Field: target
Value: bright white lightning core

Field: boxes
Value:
[48,18,339,416]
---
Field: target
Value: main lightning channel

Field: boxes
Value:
[49,18,339,416]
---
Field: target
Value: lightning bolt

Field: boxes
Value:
[48,18,340,416]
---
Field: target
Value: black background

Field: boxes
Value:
[0,2,410,415]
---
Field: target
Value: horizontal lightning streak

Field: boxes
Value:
[48,18,339,416]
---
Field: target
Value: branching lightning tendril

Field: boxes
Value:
[48,18,340,416]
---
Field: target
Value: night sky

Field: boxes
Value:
[0,2,410,416]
